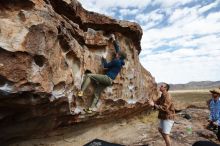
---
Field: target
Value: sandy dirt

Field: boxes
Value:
[10,107,220,146]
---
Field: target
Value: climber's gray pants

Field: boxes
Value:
[81,73,113,107]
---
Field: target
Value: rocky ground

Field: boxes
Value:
[10,107,219,146]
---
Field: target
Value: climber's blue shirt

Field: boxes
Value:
[102,59,125,80]
[102,41,125,80]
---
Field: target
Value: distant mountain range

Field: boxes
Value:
[165,81,220,90]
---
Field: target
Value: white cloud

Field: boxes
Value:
[141,3,220,52]
[78,0,152,10]
[135,10,164,28]
[152,0,193,7]
[168,35,220,52]
[140,32,220,83]
[78,0,151,19]
[140,50,220,83]
[198,0,220,14]
[206,11,220,21]
[169,6,200,24]
[119,8,139,16]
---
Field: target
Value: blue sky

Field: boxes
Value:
[78,0,220,84]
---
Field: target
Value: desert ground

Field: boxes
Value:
[11,90,218,146]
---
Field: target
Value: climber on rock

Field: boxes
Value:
[77,33,127,113]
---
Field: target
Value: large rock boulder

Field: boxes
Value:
[0,0,158,144]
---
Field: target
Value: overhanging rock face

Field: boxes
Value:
[0,0,158,143]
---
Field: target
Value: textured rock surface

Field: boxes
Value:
[0,0,157,144]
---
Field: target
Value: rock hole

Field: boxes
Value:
[57,26,61,34]
[58,35,71,53]
[18,11,26,21]
[84,70,92,74]
[48,30,54,35]
[33,55,46,67]
[11,54,16,58]
[53,81,65,91]
[0,47,5,54]
[0,75,7,86]
[0,0,35,11]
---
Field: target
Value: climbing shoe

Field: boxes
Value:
[77,91,84,97]
[84,108,93,114]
